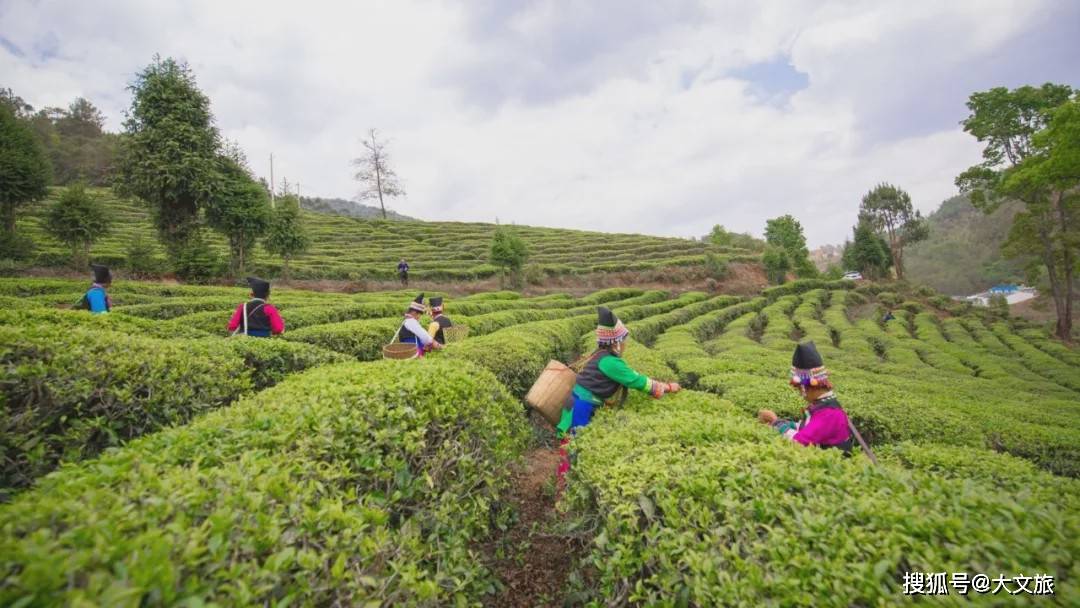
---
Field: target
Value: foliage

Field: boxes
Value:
[204,158,271,276]
[956,83,1078,341]
[904,194,1028,295]
[26,96,119,187]
[842,220,892,279]
[707,224,766,252]
[1,276,1079,603]
[44,183,111,268]
[123,233,164,277]
[0,359,529,606]
[263,193,310,279]
[703,251,729,280]
[765,214,816,278]
[859,182,928,279]
[761,245,790,284]
[114,56,221,255]
[16,188,750,282]
[489,225,529,287]
[172,229,223,283]
[0,103,51,237]
[988,293,1009,317]
[565,390,1080,606]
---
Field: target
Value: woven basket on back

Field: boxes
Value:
[442,325,470,344]
[382,343,418,360]
[525,360,577,426]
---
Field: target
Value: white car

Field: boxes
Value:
[842,271,863,281]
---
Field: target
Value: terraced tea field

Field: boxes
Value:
[1,277,1077,606]
[15,188,754,281]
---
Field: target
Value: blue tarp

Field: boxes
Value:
[989,284,1019,294]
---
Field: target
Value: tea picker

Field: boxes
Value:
[388,293,443,358]
[228,277,285,337]
[526,306,682,489]
[426,296,455,345]
[757,342,870,458]
[79,264,112,314]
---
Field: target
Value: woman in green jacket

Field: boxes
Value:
[556,306,680,485]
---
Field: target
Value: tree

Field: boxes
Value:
[44,183,111,268]
[264,194,310,280]
[956,83,1078,341]
[0,104,50,240]
[859,183,929,279]
[761,245,791,285]
[0,88,33,118]
[764,215,816,277]
[115,56,222,256]
[489,225,529,288]
[205,158,271,276]
[707,224,766,252]
[352,129,404,220]
[843,220,892,279]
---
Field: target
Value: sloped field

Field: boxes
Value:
[1,278,1077,606]
[15,188,754,281]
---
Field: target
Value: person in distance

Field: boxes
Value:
[758,341,853,454]
[228,277,285,337]
[397,258,410,286]
[79,264,112,314]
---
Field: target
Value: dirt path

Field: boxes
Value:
[480,447,588,608]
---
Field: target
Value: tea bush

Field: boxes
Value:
[0,359,529,606]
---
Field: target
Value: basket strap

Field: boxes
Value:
[388,321,404,345]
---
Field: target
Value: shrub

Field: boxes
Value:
[565,390,1080,606]
[0,359,530,606]
[123,233,165,277]
[172,230,223,283]
[0,326,250,493]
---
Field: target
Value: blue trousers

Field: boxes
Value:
[570,394,598,429]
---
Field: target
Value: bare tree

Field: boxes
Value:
[352,129,404,219]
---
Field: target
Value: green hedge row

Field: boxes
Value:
[566,393,1080,605]
[0,359,529,606]
[0,326,347,494]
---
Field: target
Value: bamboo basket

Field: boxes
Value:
[383,343,418,360]
[442,325,470,344]
[525,360,577,426]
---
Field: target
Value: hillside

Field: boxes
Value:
[300,195,416,221]
[0,278,1077,605]
[905,194,1029,295]
[15,188,757,282]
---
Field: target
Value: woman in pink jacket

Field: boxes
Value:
[758,342,853,455]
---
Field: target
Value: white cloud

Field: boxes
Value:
[1,0,1075,246]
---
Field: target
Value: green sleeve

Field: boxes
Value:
[597,355,650,392]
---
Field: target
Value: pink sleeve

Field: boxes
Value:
[792,409,848,446]
[227,304,243,331]
[265,304,285,334]
[792,411,832,446]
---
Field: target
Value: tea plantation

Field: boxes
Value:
[1,277,1078,606]
[14,188,753,281]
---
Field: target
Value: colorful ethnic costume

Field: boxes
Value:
[770,342,853,454]
[556,307,678,485]
[397,293,435,356]
[79,264,112,314]
[426,297,453,345]
[228,277,285,337]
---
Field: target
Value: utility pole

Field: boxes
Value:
[269,153,276,208]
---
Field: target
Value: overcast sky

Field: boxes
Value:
[2,1,1078,246]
